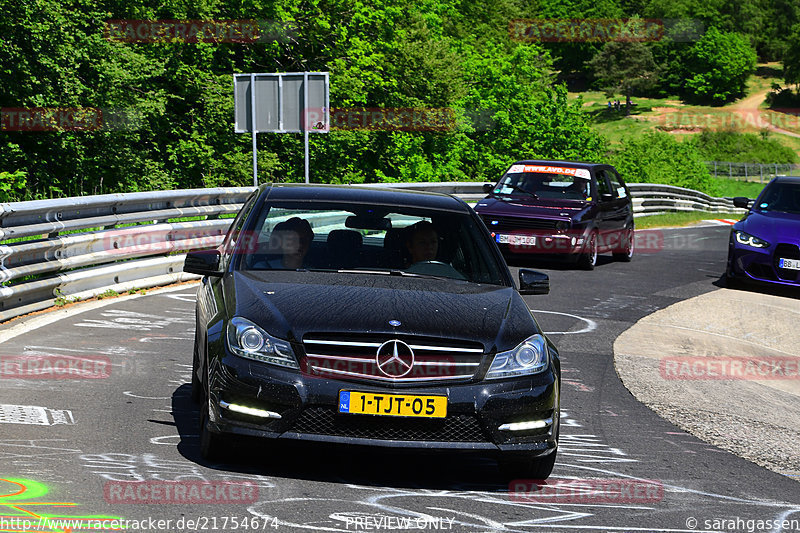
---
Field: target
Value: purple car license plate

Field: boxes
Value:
[496,234,536,246]
[778,258,800,270]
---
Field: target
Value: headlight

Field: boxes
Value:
[734,230,770,248]
[486,334,548,379]
[226,317,299,369]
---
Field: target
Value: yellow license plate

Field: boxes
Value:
[338,391,447,418]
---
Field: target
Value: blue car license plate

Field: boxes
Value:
[778,258,800,270]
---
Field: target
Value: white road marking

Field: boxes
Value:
[122,391,169,400]
[531,310,598,335]
[0,404,75,426]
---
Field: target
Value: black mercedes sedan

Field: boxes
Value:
[184,183,560,478]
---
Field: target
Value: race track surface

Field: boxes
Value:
[0,225,798,533]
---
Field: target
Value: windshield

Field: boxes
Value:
[232,201,508,285]
[756,182,800,215]
[494,164,591,200]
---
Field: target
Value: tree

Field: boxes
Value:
[587,40,658,114]
[783,24,800,89]
[683,27,757,104]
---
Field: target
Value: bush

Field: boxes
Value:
[610,132,718,195]
[690,130,798,164]
[0,170,27,202]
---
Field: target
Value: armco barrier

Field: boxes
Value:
[0,182,746,323]
[625,183,747,216]
[0,188,255,321]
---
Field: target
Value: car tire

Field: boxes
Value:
[191,342,202,404]
[499,409,559,480]
[725,255,742,289]
[577,232,597,270]
[612,226,634,262]
[199,376,226,461]
[500,448,558,480]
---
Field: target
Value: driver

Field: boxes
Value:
[405,221,439,264]
[267,217,314,269]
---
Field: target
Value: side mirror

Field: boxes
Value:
[600,193,614,202]
[184,249,222,276]
[733,197,752,209]
[518,269,549,295]
[483,183,494,193]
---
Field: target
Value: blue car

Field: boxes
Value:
[727,176,800,288]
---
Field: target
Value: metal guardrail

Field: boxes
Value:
[0,188,254,322]
[625,183,747,217]
[0,182,744,323]
[704,161,800,182]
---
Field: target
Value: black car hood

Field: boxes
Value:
[226,270,537,352]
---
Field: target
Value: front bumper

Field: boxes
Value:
[728,239,800,287]
[491,231,588,257]
[206,352,559,455]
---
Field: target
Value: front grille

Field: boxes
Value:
[746,262,777,281]
[290,407,489,442]
[774,243,800,281]
[302,333,484,384]
[480,215,560,232]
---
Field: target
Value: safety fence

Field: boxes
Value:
[704,161,800,182]
[0,182,745,322]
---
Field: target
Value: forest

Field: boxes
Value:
[1,0,798,200]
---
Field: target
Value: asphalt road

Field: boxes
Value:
[0,225,798,533]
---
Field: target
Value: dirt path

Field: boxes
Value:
[728,89,768,110]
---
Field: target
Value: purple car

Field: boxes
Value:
[474,160,634,269]
[727,175,800,288]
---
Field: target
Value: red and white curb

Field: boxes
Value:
[703,219,738,226]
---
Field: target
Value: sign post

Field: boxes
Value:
[234,72,329,185]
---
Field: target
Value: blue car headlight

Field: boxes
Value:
[226,317,299,369]
[486,334,549,379]
[734,230,770,249]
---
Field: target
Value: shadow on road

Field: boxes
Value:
[712,274,800,299]
[170,384,515,491]
[504,253,615,270]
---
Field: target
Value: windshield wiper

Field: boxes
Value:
[334,268,452,281]
[495,184,538,199]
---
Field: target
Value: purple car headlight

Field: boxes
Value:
[734,230,770,249]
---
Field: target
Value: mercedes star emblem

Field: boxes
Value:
[376,340,415,378]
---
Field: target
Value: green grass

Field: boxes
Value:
[575,62,800,154]
[636,211,742,229]
[711,178,767,198]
